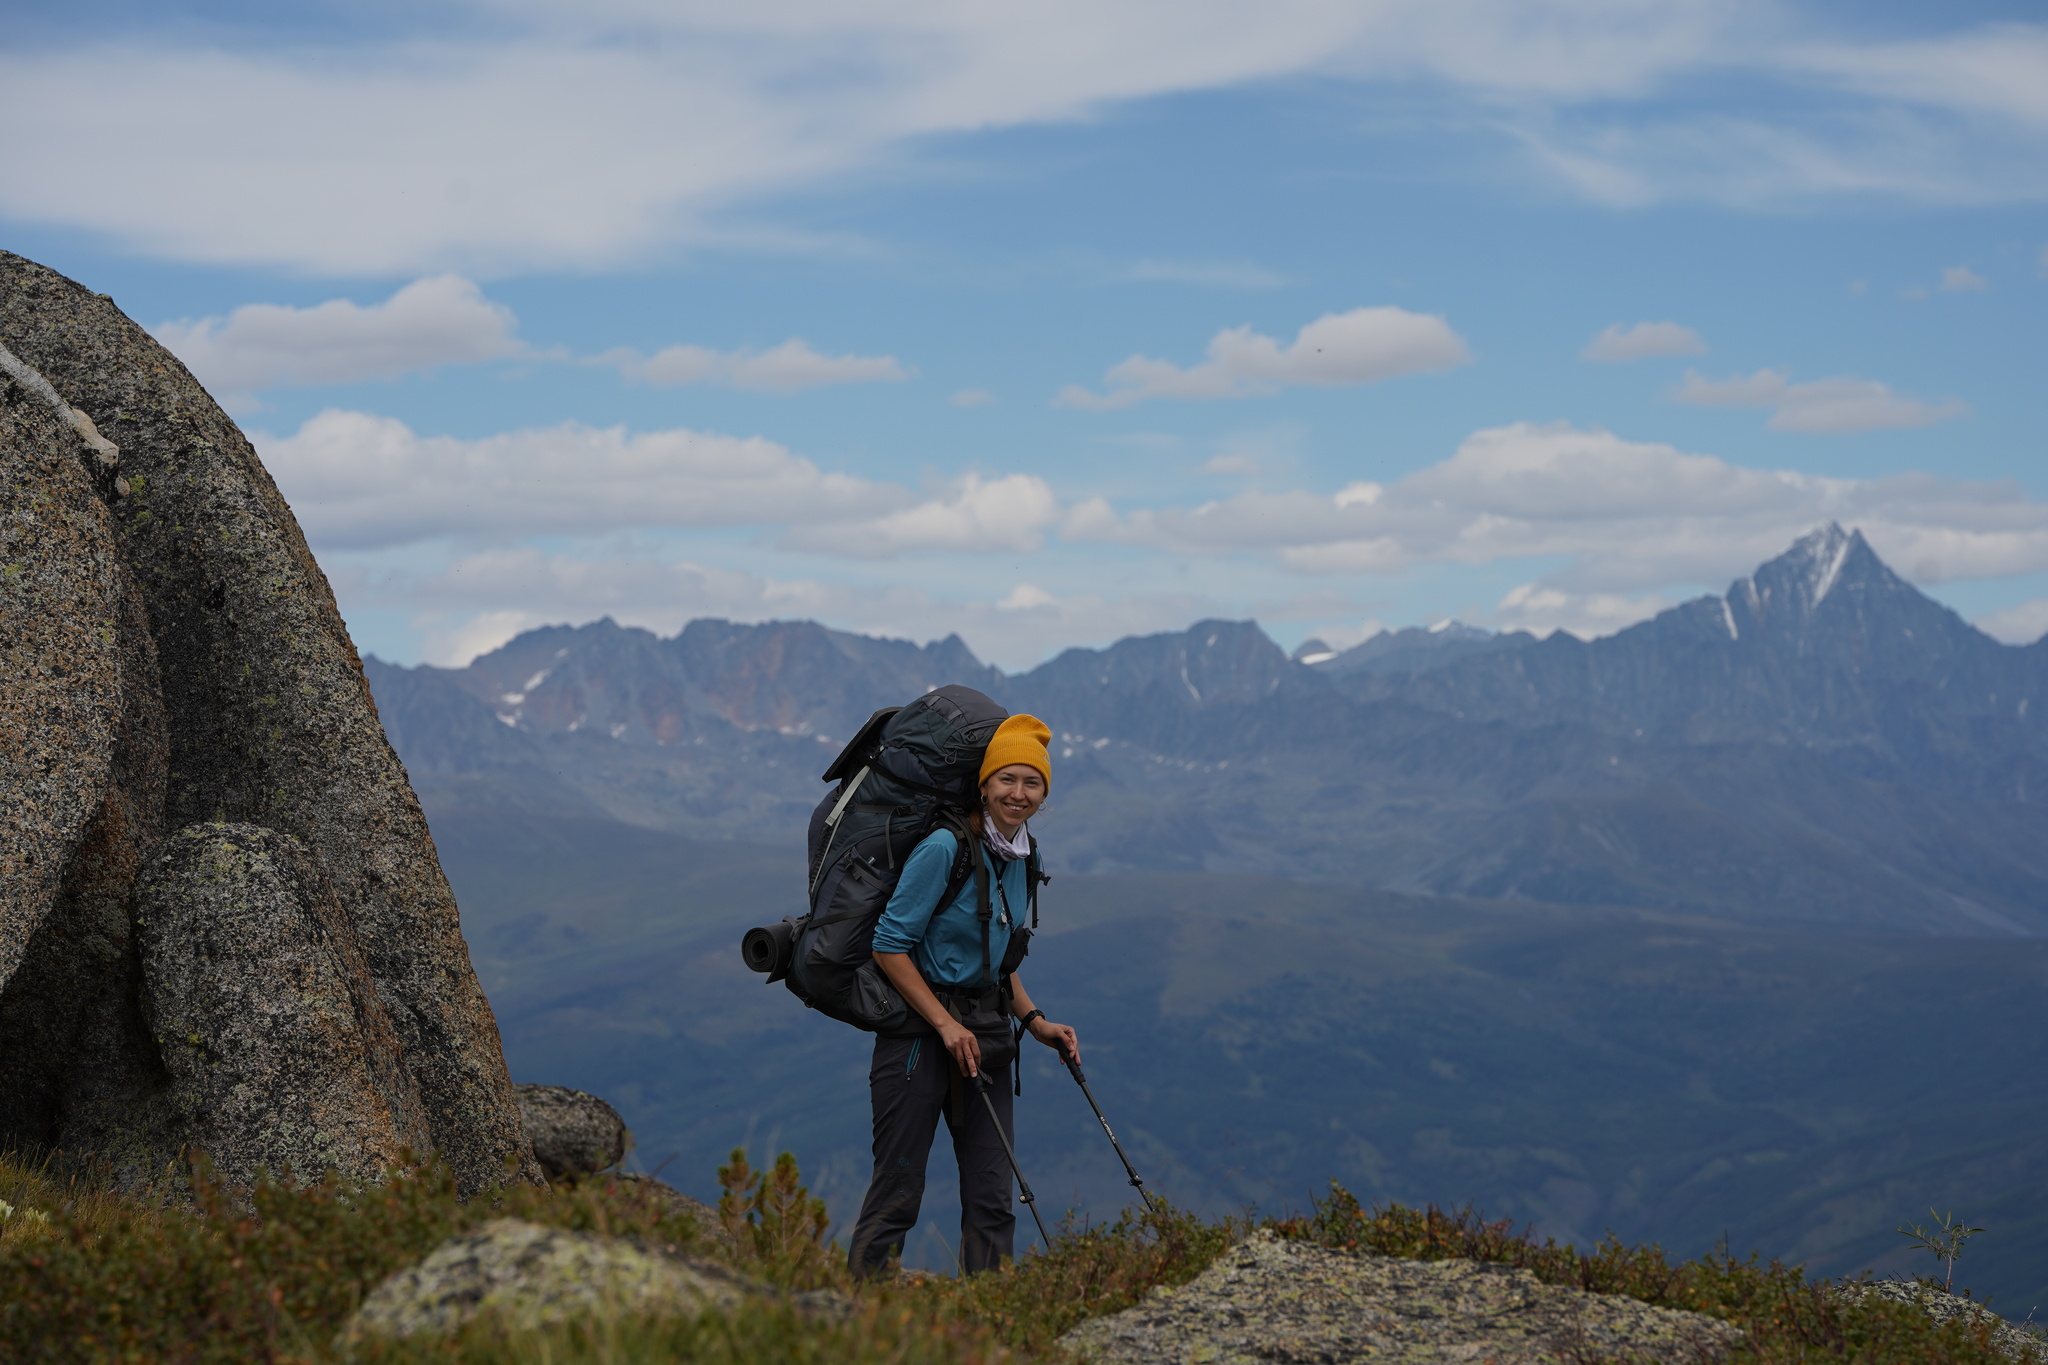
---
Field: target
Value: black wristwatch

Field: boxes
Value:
[1016,1009,1046,1032]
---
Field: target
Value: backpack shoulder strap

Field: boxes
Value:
[934,811,979,912]
[933,811,999,987]
[1025,834,1048,930]
[973,846,994,986]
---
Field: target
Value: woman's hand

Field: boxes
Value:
[1029,1016,1079,1066]
[940,1019,983,1077]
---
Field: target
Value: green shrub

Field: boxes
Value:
[714,1148,837,1289]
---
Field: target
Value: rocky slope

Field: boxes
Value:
[1062,1230,1738,1364]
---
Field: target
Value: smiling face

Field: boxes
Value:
[980,763,1047,835]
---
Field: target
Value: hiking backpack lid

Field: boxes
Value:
[750,685,1016,1034]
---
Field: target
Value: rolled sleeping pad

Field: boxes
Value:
[741,918,798,976]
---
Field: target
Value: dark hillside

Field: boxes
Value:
[430,808,2048,1303]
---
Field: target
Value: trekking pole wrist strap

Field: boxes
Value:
[1016,1009,1045,1031]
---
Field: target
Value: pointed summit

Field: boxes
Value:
[1778,523,1857,608]
[1728,523,1913,634]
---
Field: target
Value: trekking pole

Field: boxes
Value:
[970,1069,1051,1250]
[1061,1051,1156,1212]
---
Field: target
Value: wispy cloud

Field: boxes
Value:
[1672,368,1966,432]
[1940,265,1987,291]
[1055,307,1469,409]
[8,9,2046,271]
[1582,321,1705,362]
[153,276,527,397]
[598,339,908,392]
[1127,259,1289,288]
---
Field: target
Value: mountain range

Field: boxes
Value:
[371,524,2048,937]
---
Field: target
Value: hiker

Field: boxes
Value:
[847,714,1078,1278]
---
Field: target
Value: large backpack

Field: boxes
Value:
[742,684,1034,1033]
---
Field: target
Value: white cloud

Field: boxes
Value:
[260,409,1069,558]
[1941,265,1988,291]
[259,409,905,549]
[1055,307,1470,409]
[1203,454,1263,476]
[951,388,996,408]
[419,609,543,670]
[1285,616,1389,654]
[1672,369,1967,432]
[4,10,2048,270]
[1975,598,2048,645]
[152,276,525,397]
[1582,321,1706,362]
[1494,583,1676,639]
[151,280,906,399]
[789,473,1063,557]
[269,402,2048,655]
[998,584,1059,611]
[377,547,1218,671]
[1068,420,2048,601]
[602,339,908,391]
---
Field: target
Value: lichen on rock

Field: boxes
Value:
[342,1218,750,1342]
[515,1083,632,1183]
[0,363,125,992]
[1060,1229,1739,1365]
[134,823,433,1185]
[1833,1279,2047,1362]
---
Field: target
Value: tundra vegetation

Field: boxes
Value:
[1,1149,2037,1364]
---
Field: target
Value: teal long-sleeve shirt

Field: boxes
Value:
[870,828,1028,989]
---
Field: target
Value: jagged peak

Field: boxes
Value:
[1731,524,1900,621]
[1785,523,1857,606]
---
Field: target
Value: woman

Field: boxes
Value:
[847,714,1079,1277]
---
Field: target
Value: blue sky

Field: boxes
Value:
[5,0,2045,669]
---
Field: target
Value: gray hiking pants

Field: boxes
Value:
[847,1033,1015,1277]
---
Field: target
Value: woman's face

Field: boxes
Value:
[981,764,1047,832]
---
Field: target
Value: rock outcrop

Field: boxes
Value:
[0,250,538,1191]
[514,1084,631,1182]
[1833,1279,2046,1362]
[135,824,434,1184]
[343,1219,749,1341]
[1061,1230,1740,1365]
[600,1173,730,1249]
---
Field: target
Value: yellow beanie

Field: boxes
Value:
[979,714,1052,789]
